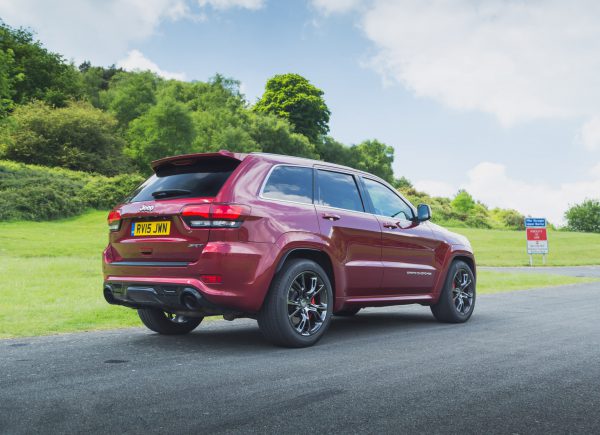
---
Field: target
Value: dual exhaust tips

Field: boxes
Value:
[103,284,202,311]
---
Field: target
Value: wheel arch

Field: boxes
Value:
[452,254,477,279]
[275,248,337,300]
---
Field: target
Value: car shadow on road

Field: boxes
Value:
[127,308,452,353]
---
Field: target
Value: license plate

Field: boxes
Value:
[131,221,171,236]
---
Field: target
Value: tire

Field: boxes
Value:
[137,308,202,335]
[430,260,476,323]
[258,259,334,348]
[334,307,361,317]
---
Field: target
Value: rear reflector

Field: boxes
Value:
[181,204,249,229]
[107,210,121,231]
[200,274,223,284]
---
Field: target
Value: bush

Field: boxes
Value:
[82,174,145,209]
[1,101,128,175]
[565,199,600,233]
[0,160,144,221]
[490,208,525,230]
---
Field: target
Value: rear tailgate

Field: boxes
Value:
[108,153,243,263]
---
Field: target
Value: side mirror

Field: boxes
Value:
[417,204,432,222]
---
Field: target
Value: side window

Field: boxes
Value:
[316,170,364,212]
[363,178,414,220]
[262,166,313,204]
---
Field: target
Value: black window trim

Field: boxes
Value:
[314,167,368,214]
[361,175,417,220]
[258,164,315,206]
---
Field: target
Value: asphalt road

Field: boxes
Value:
[2,283,600,434]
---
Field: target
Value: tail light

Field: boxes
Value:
[107,210,121,231]
[181,204,250,228]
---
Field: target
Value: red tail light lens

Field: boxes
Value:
[211,204,244,220]
[181,203,212,228]
[107,210,121,231]
[181,204,249,228]
[181,204,211,218]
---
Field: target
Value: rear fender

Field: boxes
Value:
[273,232,345,312]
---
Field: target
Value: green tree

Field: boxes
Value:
[250,113,317,158]
[393,176,413,190]
[565,199,600,233]
[254,73,330,143]
[0,48,14,115]
[126,97,195,172]
[101,71,159,127]
[79,62,123,107]
[451,190,476,214]
[1,101,127,175]
[316,136,354,167]
[0,21,83,108]
[350,139,395,183]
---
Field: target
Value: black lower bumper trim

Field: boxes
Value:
[104,282,232,315]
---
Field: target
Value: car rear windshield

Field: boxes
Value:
[125,157,240,203]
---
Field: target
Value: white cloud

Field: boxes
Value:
[0,0,192,65]
[0,0,263,67]
[197,0,264,10]
[355,0,600,131]
[578,115,600,151]
[414,162,600,226]
[310,0,365,15]
[117,50,186,80]
[411,180,456,199]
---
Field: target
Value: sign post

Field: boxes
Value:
[524,218,549,266]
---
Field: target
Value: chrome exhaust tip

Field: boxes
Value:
[103,285,117,304]
[180,288,202,310]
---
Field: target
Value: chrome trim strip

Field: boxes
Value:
[110,261,189,267]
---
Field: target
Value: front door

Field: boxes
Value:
[361,177,438,295]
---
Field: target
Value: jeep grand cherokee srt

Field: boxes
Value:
[103,151,476,347]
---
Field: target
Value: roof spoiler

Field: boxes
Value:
[150,150,245,171]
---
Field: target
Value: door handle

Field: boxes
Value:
[383,222,398,229]
[322,213,341,221]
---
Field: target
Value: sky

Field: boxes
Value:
[1,0,600,225]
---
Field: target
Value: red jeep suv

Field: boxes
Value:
[103,151,476,347]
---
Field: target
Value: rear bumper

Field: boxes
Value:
[104,277,240,315]
[103,241,279,313]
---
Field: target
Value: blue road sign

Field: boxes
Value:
[524,218,547,228]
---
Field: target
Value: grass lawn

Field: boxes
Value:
[0,211,140,339]
[477,271,597,294]
[0,211,598,339]
[449,227,600,267]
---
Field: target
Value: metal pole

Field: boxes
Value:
[529,255,533,267]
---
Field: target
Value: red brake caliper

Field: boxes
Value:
[310,297,316,320]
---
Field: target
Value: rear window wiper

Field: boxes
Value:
[151,189,192,199]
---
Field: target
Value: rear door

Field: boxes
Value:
[314,168,383,297]
[109,155,240,263]
[361,177,438,295]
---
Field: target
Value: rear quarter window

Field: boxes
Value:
[261,165,313,204]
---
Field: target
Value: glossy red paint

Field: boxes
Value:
[102,151,475,315]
